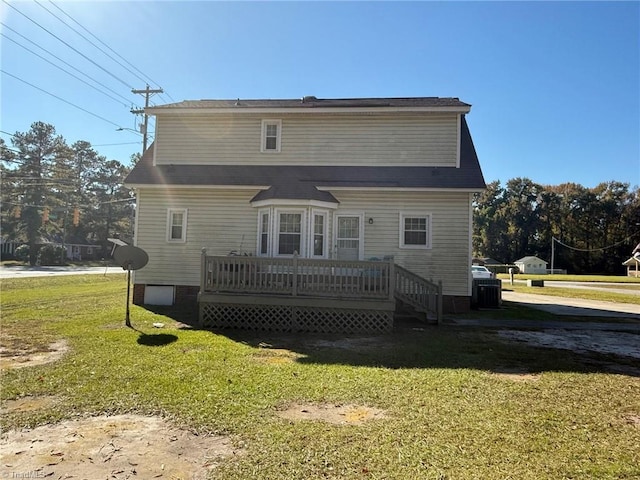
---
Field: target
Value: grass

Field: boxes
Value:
[497,273,640,284]
[501,283,640,305]
[1,275,639,479]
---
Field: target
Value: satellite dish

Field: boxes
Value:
[114,245,149,271]
[113,245,149,327]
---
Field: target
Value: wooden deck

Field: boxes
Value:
[198,251,441,333]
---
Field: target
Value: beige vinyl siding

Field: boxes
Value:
[133,188,472,297]
[332,191,472,297]
[154,113,459,167]
[133,188,261,287]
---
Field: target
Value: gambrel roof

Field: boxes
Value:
[125,116,486,194]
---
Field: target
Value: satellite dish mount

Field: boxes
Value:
[113,245,149,327]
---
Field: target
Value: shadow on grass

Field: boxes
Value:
[126,321,180,347]
[138,304,640,377]
[137,333,178,347]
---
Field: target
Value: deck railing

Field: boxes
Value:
[201,251,394,300]
[200,251,443,324]
[394,264,442,324]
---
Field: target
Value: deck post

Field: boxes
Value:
[437,280,443,325]
[200,248,207,294]
[292,251,298,297]
[387,258,396,301]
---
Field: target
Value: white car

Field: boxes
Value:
[471,265,493,279]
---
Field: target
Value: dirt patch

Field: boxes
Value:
[278,403,386,425]
[0,339,68,370]
[253,348,305,365]
[623,414,640,427]
[496,329,640,359]
[491,368,541,382]
[1,396,58,414]
[306,336,390,351]
[0,414,240,479]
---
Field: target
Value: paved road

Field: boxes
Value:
[502,290,640,318]
[510,279,640,296]
[0,265,124,279]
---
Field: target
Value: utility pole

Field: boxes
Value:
[131,85,163,152]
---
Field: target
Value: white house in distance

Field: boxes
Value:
[514,255,548,274]
[124,96,486,331]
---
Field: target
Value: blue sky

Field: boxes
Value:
[1,1,638,188]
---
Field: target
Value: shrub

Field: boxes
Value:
[14,244,30,262]
[37,244,66,266]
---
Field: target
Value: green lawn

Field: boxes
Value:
[495,274,640,305]
[1,275,639,479]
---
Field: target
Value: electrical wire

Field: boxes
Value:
[1,69,123,128]
[0,23,135,106]
[47,0,176,103]
[34,0,150,89]
[2,0,135,90]
[1,33,130,107]
[0,22,132,104]
[553,233,640,252]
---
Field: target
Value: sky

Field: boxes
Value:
[1,1,638,189]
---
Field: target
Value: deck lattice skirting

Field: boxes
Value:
[198,250,440,333]
[200,302,393,333]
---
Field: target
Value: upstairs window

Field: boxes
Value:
[261,119,281,153]
[399,213,431,249]
[167,208,188,242]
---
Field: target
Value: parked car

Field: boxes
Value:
[471,265,493,279]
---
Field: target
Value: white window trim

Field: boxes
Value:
[399,212,432,249]
[256,208,272,257]
[166,208,188,243]
[333,212,365,260]
[309,209,329,259]
[261,119,282,153]
[274,208,306,257]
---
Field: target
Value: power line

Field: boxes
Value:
[92,142,140,147]
[1,33,130,107]
[2,0,135,91]
[48,0,176,103]
[0,23,134,106]
[1,69,123,128]
[34,0,150,89]
[0,22,132,103]
[554,234,638,253]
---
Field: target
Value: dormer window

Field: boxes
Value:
[261,119,281,153]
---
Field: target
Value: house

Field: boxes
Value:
[124,96,486,332]
[622,255,640,277]
[514,255,548,274]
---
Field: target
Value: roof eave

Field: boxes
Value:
[146,106,471,115]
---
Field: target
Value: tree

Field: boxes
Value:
[474,178,640,274]
[6,122,68,265]
[1,122,134,263]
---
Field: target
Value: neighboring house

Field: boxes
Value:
[623,256,640,277]
[514,256,548,274]
[124,96,486,331]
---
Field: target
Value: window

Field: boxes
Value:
[277,212,302,255]
[312,212,326,257]
[261,119,281,152]
[259,211,270,255]
[167,208,187,242]
[399,213,431,249]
